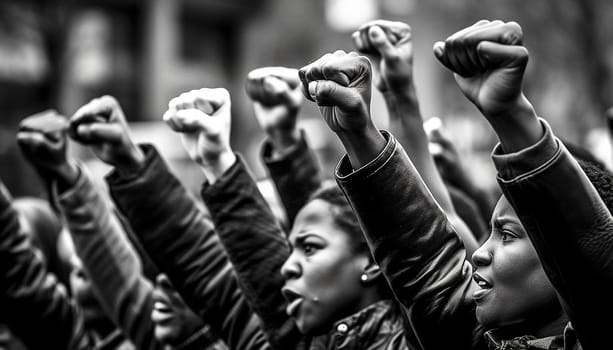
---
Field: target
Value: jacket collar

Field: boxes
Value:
[311,299,403,349]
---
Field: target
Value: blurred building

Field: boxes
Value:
[2,0,612,198]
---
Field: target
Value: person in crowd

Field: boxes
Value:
[298,19,613,349]
[17,109,225,350]
[161,86,408,349]
[69,95,271,350]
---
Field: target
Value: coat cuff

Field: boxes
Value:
[491,118,560,183]
[335,130,396,181]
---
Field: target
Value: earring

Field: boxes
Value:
[360,274,368,282]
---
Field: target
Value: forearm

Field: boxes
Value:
[0,185,92,350]
[107,145,269,350]
[56,166,161,350]
[385,92,478,255]
[335,132,477,348]
[261,130,322,224]
[202,156,298,349]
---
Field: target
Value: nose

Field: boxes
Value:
[471,241,493,267]
[280,252,301,280]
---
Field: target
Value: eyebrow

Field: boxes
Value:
[290,232,323,246]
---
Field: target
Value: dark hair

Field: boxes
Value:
[308,181,368,254]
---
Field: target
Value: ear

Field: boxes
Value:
[358,255,383,284]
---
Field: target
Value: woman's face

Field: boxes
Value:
[471,196,560,329]
[281,199,370,335]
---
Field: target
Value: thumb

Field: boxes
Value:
[476,41,528,70]
[369,26,396,59]
[74,123,123,145]
[309,80,365,112]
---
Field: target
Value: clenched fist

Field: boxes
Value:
[163,88,236,183]
[245,67,303,150]
[299,50,386,168]
[352,20,414,95]
[70,95,145,175]
[17,110,79,188]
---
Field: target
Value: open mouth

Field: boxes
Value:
[152,301,174,323]
[281,287,304,317]
[472,272,493,301]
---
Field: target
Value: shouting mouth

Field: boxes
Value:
[472,272,493,301]
[282,287,305,317]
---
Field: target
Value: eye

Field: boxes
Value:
[303,243,316,255]
[500,230,515,242]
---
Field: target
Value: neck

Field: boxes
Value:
[494,311,568,340]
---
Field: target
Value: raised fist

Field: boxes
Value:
[163,88,236,182]
[433,20,528,119]
[17,110,77,183]
[245,67,303,148]
[352,20,414,94]
[70,95,144,173]
[299,50,372,134]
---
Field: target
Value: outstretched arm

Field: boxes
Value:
[71,95,269,349]
[353,20,478,256]
[434,19,613,349]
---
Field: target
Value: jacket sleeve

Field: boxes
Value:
[335,130,482,350]
[261,131,322,225]
[491,119,613,350]
[106,144,270,350]
[0,182,93,350]
[201,155,302,349]
[55,165,163,350]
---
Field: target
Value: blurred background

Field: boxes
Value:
[1,0,613,199]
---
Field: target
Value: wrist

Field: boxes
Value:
[487,95,542,153]
[268,127,301,154]
[383,86,421,119]
[200,150,237,184]
[337,123,386,170]
[115,145,146,177]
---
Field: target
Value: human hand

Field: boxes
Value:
[163,88,235,183]
[17,110,79,185]
[245,67,303,150]
[352,20,414,95]
[433,20,528,120]
[70,96,145,175]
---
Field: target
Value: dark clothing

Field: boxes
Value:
[260,131,323,225]
[491,119,613,350]
[0,182,93,350]
[201,151,409,349]
[334,125,607,350]
[106,144,269,350]
[335,130,480,350]
[56,165,217,350]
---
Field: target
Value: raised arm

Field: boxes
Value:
[70,95,269,350]
[298,51,479,349]
[434,19,613,349]
[246,67,322,224]
[353,20,478,256]
[0,165,92,349]
[164,88,301,349]
[17,110,166,350]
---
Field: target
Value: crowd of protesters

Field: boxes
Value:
[1,18,612,350]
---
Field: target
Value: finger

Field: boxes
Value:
[174,92,195,110]
[19,111,69,135]
[75,123,123,144]
[309,80,365,112]
[263,76,295,104]
[298,66,313,102]
[463,20,523,47]
[16,131,48,149]
[193,97,215,115]
[248,67,300,88]
[368,26,397,60]
[72,96,115,125]
[352,31,367,52]
[200,88,231,115]
[476,41,529,69]
[164,109,204,133]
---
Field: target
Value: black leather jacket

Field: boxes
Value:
[491,120,613,350]
[106,145,270,350]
